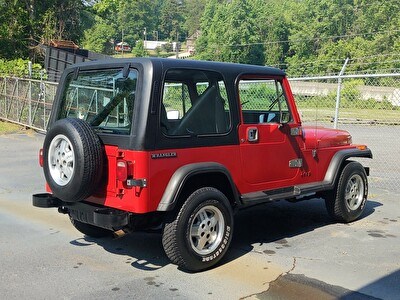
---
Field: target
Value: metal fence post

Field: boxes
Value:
[28,79,32,126]
[41,70,46,129]
[334,57,349,129]
[2,77,5,116]
[16,78,19,121]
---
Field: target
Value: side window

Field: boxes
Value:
[162,82,192,120]
[239,79,292,124]
[161,69,231,136]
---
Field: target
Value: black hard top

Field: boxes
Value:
[58,58,286,150]
[69,57,286,77]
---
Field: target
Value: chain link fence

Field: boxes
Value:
[0,73,399,192]
[0,77,57,131]
[289,74,400,192]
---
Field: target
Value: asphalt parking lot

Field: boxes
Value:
[0,132,399,299]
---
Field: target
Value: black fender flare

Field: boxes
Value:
[323,147,373,188]
[157,162,239,211]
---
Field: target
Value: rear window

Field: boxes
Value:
[59,68,138,135]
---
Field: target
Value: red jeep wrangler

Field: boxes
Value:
[33,58,372,271]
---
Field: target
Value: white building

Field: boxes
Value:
[143,40,179,51]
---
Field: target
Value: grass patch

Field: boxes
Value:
[0,120,25,134]
[299,108,400,124]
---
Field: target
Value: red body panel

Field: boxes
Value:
[84,131,357,214]
[88,145,242,214]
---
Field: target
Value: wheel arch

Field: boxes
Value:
[157,162,240,212]
[324,147,372,188]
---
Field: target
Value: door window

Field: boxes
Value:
[239,79,291,124]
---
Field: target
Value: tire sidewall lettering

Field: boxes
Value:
[335,162,368,222]
[201,225,231,263]
[182,194,233,266]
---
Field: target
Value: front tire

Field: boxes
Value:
[162,187,234,271]
[325,161,368,223]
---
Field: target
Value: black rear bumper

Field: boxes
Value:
[32,193,129,231]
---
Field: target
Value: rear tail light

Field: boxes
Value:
[39,148,44,167]
[116,159,145,187]
[116,160,128,181]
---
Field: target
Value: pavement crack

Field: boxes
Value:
[241,257,297,299]
[264,257,296,286]
[288,257,297,274]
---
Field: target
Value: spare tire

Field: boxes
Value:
[43,118,104,202]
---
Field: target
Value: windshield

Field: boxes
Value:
[59,68,138,135]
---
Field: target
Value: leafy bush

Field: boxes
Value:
[132,40,148,58]
[0,59,45,79]
[161,43,173,53]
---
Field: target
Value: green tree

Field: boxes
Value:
[184,0,206,37]
[82,16,116,54]
[0,58,44,78]
[221,0,264,65]
[117,0,155,44]
[286,0,357,74]
[196,0,230,61]
[0,0,30,59]
[0,0,89,60]
[159,0,185,41]
[285,0,400,75]
[82,0,156,54]
[251,0,292,67]
[132,40,148,57]
[196,0,264,65]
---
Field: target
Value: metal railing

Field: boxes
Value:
[1,73,399,192]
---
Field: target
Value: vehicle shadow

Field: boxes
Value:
[70,230,170,271]
[69,198,381,272]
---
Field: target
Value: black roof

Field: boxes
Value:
[69,57,286,77]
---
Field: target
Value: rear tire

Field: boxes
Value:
[162,187,234,271]
[325,162,368,223]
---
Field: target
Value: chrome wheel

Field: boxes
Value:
[48,134,75,186]
[189,205,225,255]
[345,174,364,211]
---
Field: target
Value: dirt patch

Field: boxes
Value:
[211,252,284,292]
[255,274,379,300]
